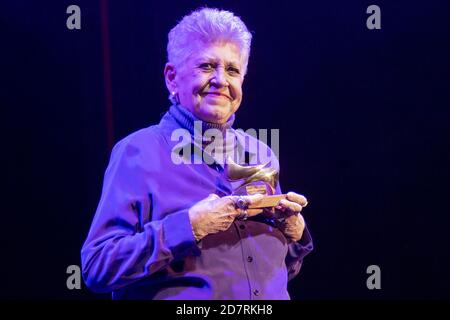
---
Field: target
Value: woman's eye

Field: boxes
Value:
[227,67,240,75]
[199,63,214,70]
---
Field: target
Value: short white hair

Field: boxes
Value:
[167,7,252,74]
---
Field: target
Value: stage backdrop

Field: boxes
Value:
[2,0,449,299]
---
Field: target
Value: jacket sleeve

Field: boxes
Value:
[80,136,197,293]
[275,177,314,281]
[285,226,314,281]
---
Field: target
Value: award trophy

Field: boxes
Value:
[225,157,286,214]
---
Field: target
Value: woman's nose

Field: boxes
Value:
[210,68,229,87]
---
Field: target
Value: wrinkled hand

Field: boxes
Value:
[274,192,308,242]
[188,193,264,241]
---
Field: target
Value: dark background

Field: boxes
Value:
[1,0,449,299]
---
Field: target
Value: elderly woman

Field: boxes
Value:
[81,7,313,300]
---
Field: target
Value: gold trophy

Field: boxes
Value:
[225,157,286,213]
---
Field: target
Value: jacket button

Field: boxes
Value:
[253,289,260,296]
[239,224,245,230]
[247,256,253,262]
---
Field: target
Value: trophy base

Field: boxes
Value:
[247,194,287,209]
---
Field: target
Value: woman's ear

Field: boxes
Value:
[164,63,177,92]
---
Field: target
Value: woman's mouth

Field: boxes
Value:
[202,92,232,101]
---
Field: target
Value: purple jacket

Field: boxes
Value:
[81,106,313,300]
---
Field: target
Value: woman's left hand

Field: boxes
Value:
[275,191,308,242]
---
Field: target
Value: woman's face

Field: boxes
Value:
[166,41,244,124]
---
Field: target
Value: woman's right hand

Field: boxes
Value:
[188,193,264,241]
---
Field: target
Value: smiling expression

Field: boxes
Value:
[165,41,244,124]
